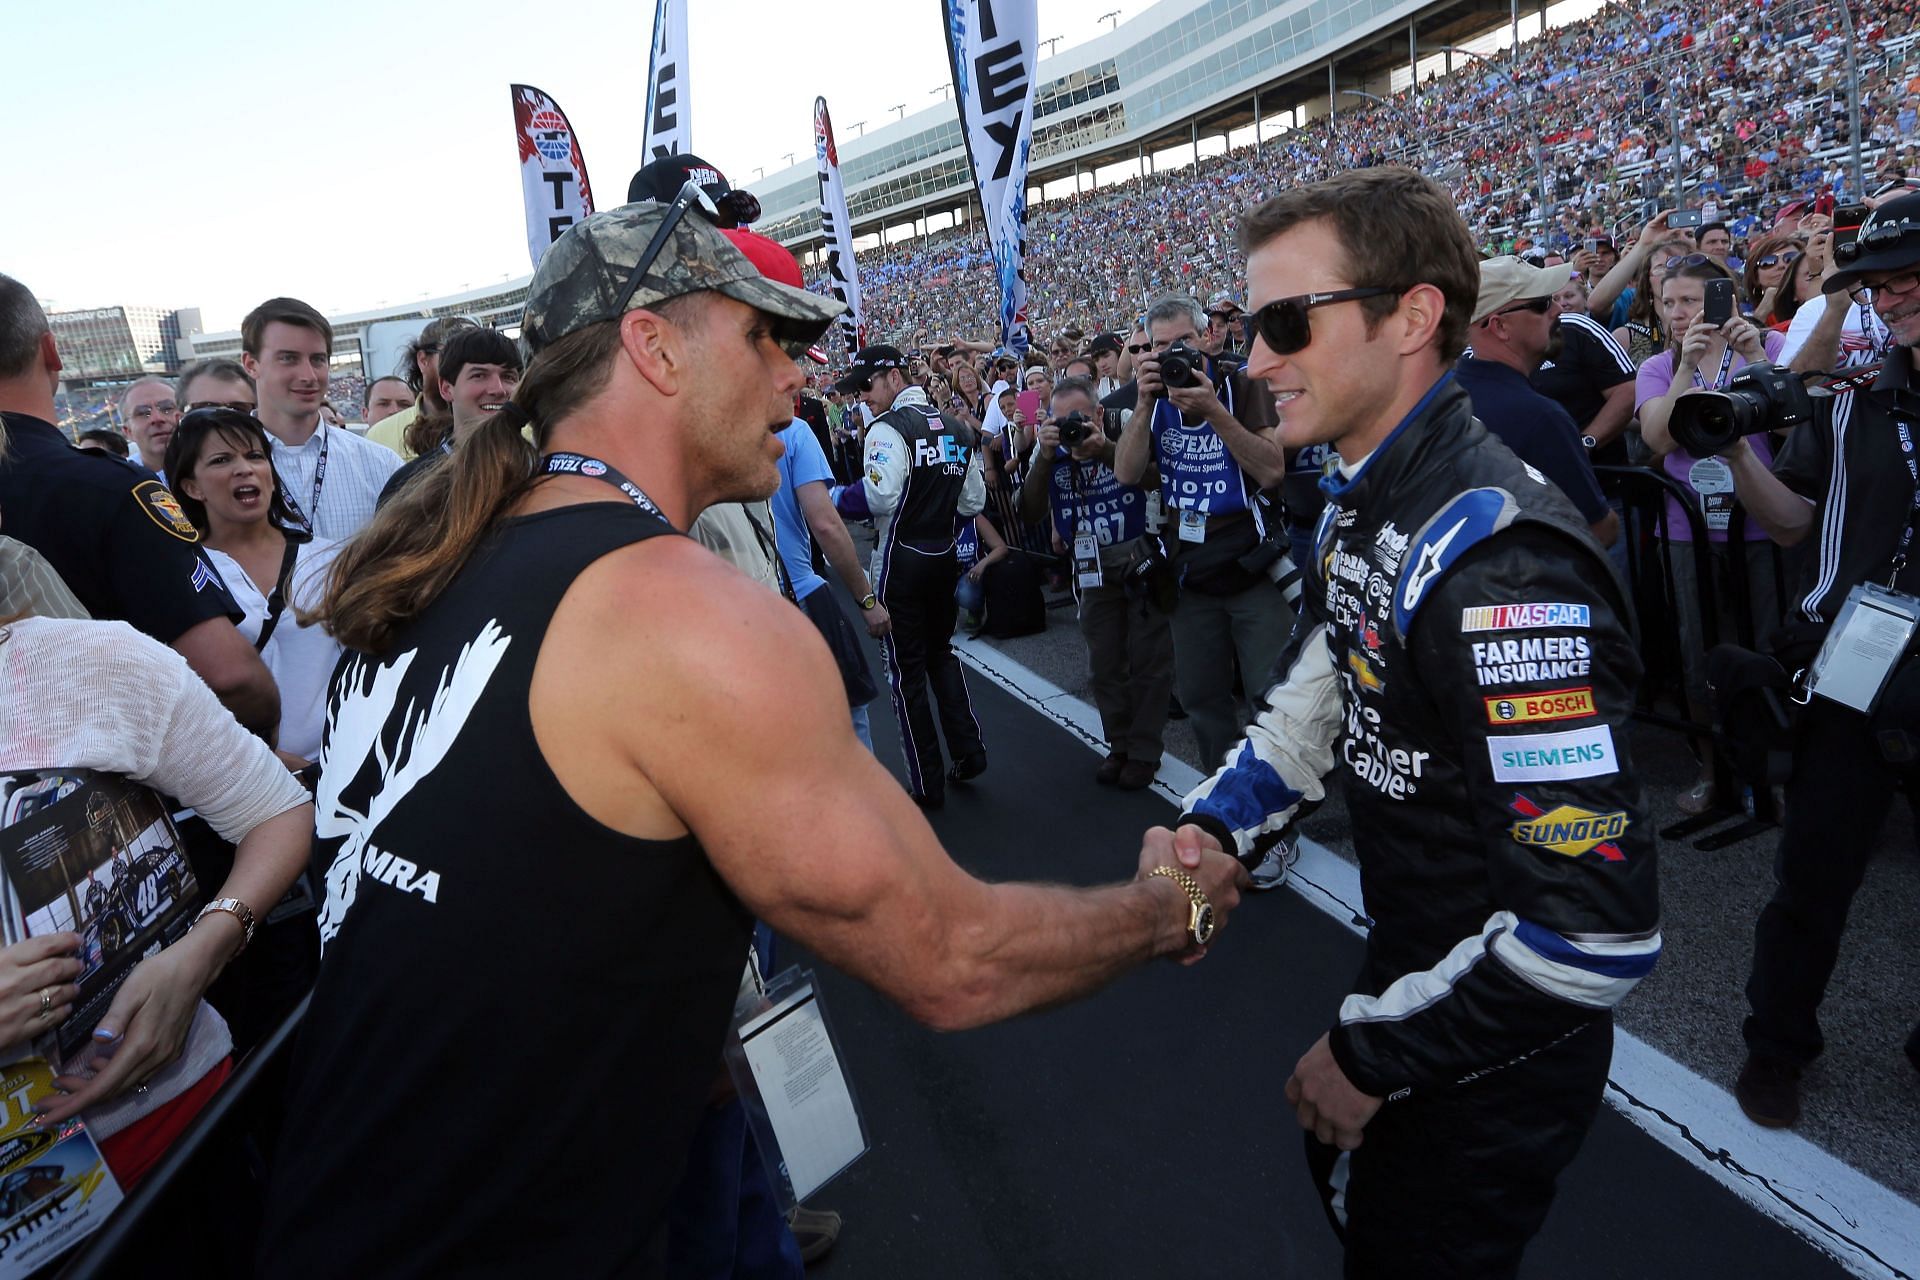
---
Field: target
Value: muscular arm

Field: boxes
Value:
[544,543,1245,1031]
[797,480,874,598]
[1786,295,1848,374]
[171,617,281,739]
[1328,533,1661,1097]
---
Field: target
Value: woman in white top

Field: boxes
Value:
[164,409,344,767]
[0,614,310,1182]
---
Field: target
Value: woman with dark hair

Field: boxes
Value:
[162,409,342,769]
[1767,245,1822,333]
[1742,234,1805,328]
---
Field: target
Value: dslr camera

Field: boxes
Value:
[1157,341,1208,389]
[1056,411,1095,447]
[1666,363,1817,456]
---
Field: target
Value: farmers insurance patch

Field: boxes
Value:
[132,481,199,542]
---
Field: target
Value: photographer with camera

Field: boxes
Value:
[1114,295,1291,771]
[1702,193,1920,1127]
[1020,377,1174,790]
[1636,258,1788,814]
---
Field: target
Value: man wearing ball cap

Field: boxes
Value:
[261,195,1249,1276]
[1722,189,1920,1129]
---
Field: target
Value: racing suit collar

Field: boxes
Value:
[891,385,931,410]
[1318,371,1463,504]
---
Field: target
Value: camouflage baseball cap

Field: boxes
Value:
[521,201,844,355]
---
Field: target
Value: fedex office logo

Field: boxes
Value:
[915,438,971,467]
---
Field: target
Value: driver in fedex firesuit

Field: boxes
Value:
[832,345,988,809]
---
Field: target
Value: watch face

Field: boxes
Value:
[1192,902,1216,947]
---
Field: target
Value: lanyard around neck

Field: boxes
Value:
[539,453,672,528]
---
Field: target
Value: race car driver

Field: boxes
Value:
[1163,168,1663,1278]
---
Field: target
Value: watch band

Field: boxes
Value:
[193,897,257,954]
[1148,865,1214,946]
[857,592,879,611]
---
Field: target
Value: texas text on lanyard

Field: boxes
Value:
[539,453,673,528]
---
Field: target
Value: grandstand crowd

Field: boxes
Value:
[2,0,1918,1274]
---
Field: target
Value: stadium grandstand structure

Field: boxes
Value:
[184,0,1920,373]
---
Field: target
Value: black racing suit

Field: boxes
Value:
[833,387,987,801]
[1179,375,1661,1278]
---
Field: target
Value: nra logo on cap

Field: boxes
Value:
[1484,686,1596,725]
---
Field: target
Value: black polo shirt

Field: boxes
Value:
[1455,358,1610,524]
[1532,312,1638,454]
[0,411,239,641]
[1773,346,1920,624]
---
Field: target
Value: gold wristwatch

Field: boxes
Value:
[1149,866,1215,947]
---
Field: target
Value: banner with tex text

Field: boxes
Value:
[643,0,691,160]
[942,0,1037,353]
[814,97,866,355]
[511,84,595,270]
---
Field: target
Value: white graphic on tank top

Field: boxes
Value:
[313,620,513,949]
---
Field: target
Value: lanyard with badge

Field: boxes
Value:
[1802,418,1920,713]
[1065,456,1107,591]
[539,452,673,526]
[1168,374,1235,545]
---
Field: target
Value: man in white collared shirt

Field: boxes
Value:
[239,297,400,541]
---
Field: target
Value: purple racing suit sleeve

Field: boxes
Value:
[1179,620,1342,860]
[1328,528,1662,1098]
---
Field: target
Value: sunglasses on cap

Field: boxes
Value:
[1251,287,1399,356]
[1662,253,1712,270]
[604,179,725,324]
[1753,250,1802,268]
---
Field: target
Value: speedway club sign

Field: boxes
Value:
[510,84,595,270]
[942,0,1038,351]
[814,97,866,355]
[643,0,690,160]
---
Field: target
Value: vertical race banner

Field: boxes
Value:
[643,0,691,161]
[942,0,1038,352]
[511,85,595,269]
[814,97,866,354]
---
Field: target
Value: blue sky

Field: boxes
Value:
[4,0,1127,329]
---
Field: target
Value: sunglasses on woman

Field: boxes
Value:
[1662,253,1712,270]
[1250,287,1398,356]
[1754,251,1801,268]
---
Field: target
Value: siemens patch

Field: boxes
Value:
[1487,724,1618,782]
[1461,603,1591,632]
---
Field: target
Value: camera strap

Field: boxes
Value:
[1888,418,1920,586]
[539,453,674,529]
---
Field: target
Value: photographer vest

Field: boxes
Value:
[1147,377,1263,533]
[1045,451,1148,550]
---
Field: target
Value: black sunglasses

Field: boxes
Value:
[1754,251,1802,268]
[1662,253,1712,270]
[605,179,724,323]
[1490,296,1556,320]
[1125,342,1152,354]
[1251,287,1398,356]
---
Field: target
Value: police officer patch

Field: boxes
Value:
[133,480,200,543]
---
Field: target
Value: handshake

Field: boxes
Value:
[1134,823,1253,963]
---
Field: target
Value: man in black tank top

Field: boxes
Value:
[263,196,1251,1279]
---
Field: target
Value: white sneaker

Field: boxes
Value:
[1248,837,1294,891]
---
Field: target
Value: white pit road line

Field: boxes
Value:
[953,633,1920,1279]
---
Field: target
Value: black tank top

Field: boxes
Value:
[260,503,752,1279]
